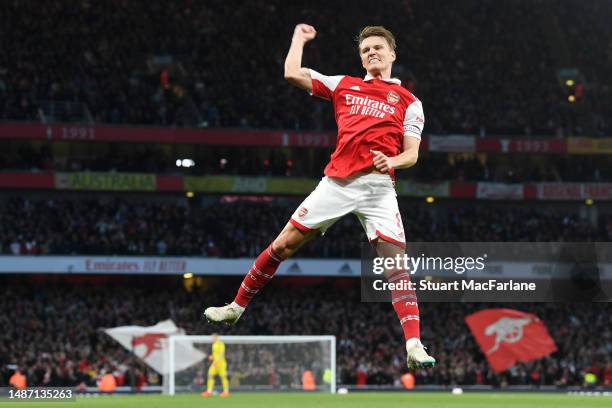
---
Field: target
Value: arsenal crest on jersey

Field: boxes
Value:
[386,90,400,104]
[298,207,309,218]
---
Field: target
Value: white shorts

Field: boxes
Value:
[289,174,406,248]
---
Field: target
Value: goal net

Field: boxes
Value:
[166,335,336,395]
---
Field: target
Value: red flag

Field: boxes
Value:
[465,309,557,373]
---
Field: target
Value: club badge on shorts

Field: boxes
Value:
[298,207,309,218]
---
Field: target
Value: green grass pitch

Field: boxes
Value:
[5,392,612,408]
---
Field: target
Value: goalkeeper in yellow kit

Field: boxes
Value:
[201,333,230,397]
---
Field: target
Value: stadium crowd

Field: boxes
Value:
[557,0,612,137]
[2,142,612,183]
[1,281,611,388]
[1,196,610,259]
[1,0,612,392]
[1,0,610,135]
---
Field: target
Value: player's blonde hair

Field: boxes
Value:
[357,26,396,51]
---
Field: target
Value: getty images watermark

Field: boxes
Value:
[372,252,536,293]
[361,242,612,303]
[373,252,487,274]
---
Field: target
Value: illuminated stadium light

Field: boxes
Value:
[183,273,194,279]
[585,198,594,205]
[176,159,196,167]
[425,196,435,204]
[186,191,195,198]
[568,95,576,103]
[565,79,575,87]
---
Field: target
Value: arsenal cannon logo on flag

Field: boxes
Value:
[465,309,557,372]
[104,319,205,374]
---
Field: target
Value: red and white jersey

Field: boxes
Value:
[309,69,424,178]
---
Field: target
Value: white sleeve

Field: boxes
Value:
[309,69,344,98]
[403,100,425,140]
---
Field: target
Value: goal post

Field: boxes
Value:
[167,335,336,395]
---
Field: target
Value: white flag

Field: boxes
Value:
[104,319,205,374]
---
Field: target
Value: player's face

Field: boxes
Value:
[359,36,396,75]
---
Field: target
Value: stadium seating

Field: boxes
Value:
[1,0,610,135]
[1,280,610,387]
[3,142,612,182]
[1,197,608,258]
[2,0,612,393]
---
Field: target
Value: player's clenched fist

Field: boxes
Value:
[371,149,395,173]
[293,24,317,43]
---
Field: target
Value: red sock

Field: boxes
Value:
[388,270,420,340]
[234,244,284,307]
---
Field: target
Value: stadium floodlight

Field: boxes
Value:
[167,335,336,395]
[176,159,196,167]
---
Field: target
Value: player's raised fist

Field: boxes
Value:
[293,24,317,43]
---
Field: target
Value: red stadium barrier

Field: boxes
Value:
[0,172,612,201]
[0,122,336,147]
[2,171,611,200]
[1,122,609,154]
[0,171,54,188]
[476,137,567,153]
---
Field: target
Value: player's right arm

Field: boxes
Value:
[284,24,317,93]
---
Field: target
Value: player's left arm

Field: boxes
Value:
[395,136,421,169]
[371,137,420,172]
[372,99,424,172]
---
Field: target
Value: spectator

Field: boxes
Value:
[9,369,27,389]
